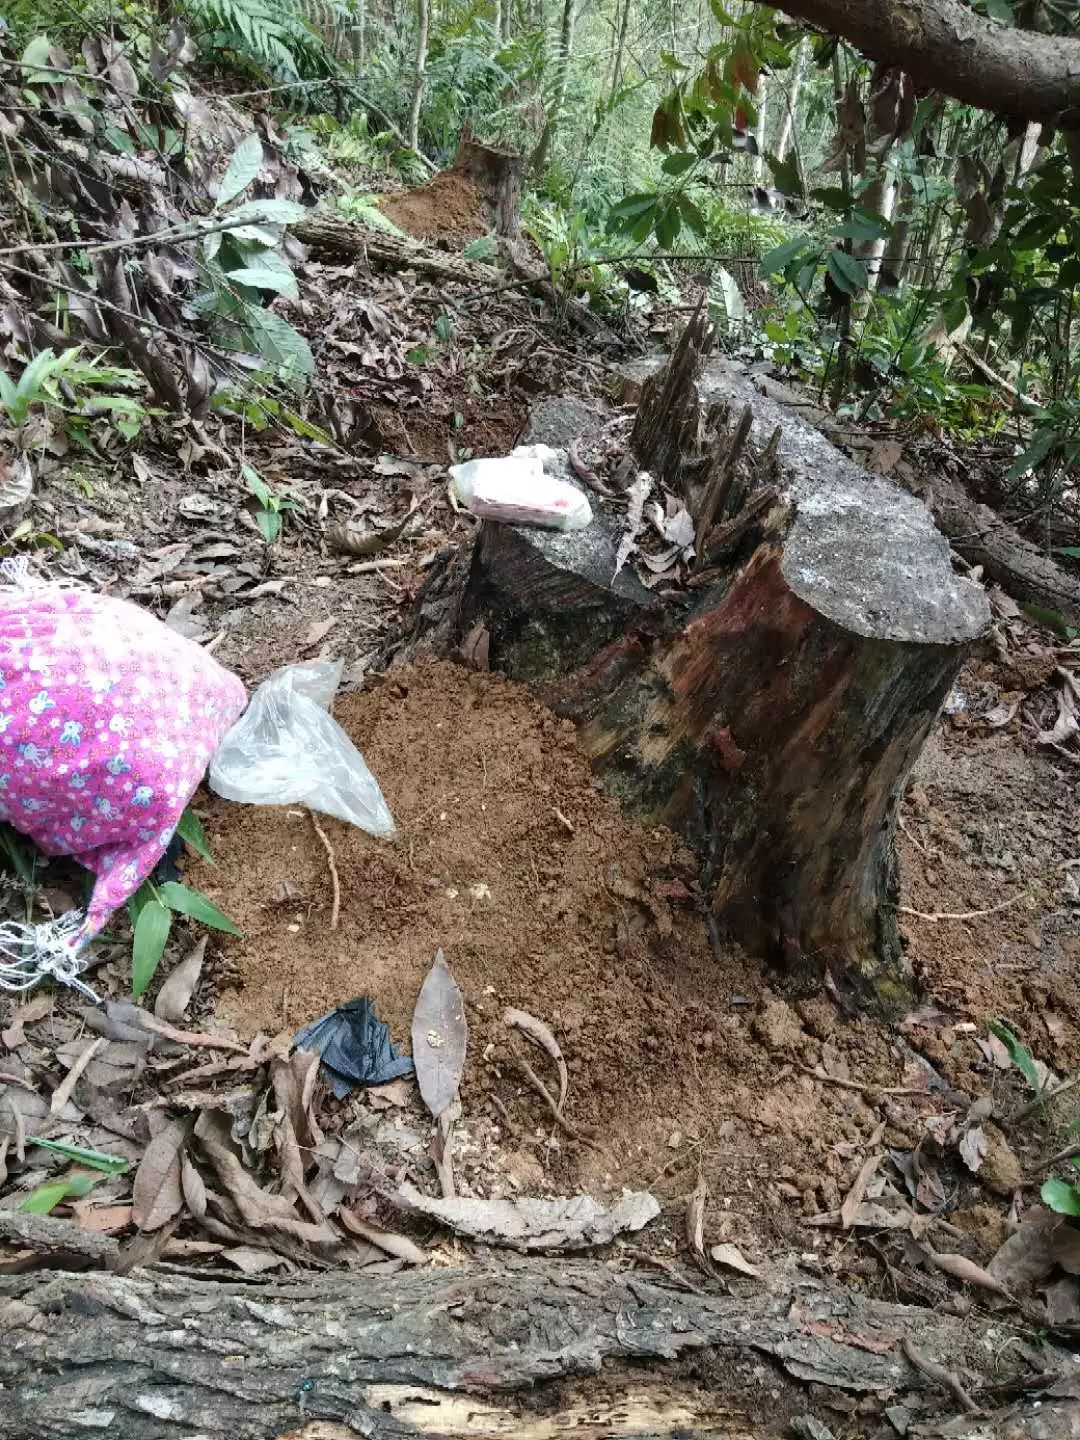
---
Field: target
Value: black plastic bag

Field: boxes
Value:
[294,996,415,1099]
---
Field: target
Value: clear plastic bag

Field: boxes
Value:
[208,661,396,838]
[449,446,593,531]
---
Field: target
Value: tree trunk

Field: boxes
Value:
[775,44,804,163]
[455,324,989,1007]
[753,86,768,181]
[854,164,897,291]
[531,0,576,174]
[608,0,632,96]
[407,0,430,152]
[880,175,914,292]
[0,1241,1069,1439]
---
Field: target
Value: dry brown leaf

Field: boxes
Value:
[72,1203,133,1234]
[3,1092,26,1162]
[411,950,467,1121]
[194,1111,337,1244]
[2,994,53,1049]
[929,1249,1012,1297]
[709,1242,761,1278]
[989,1214,1059,1292]
[1053,1220,1080,1276]
[393,1182,659,1250]
[326,512,411,558]
[339,1209,428,1265]
[502,1007,568,1114]
[840,1153,882,1230]
[686,1174,707,1262]
[223,1246,287,1274]
[959,1125,987,1175]
[367,1078,413,1110]
[180,1153,208,1220]
[132,1118,188,1231]
[154,937,207,1025]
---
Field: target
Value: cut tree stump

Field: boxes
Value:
[0,1251,1073,1438]
[456,322,990,1006]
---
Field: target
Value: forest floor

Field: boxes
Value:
[3,161,1080,1438]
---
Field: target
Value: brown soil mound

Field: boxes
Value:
[191,658,1080,1260]
[196,661,776,1189]
[382,170,488,244]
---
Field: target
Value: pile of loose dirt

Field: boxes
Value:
[191,658,1080,1265]
[382,170,489,244]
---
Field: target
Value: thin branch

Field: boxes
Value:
[308,811,341,930]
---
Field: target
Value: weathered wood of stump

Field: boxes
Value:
[458,352,990,1007]
[451,135,522,238]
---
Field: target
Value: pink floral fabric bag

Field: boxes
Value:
[0,567,246,998]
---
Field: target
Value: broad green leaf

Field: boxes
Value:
[224,198,306,226]
[132,898,171,999]
[435,314,454,342]
[18,1171,98,1214]
[607,192,658,228]
[760,236,809,278]
[714,266,745,321]
[766,151,804,199]
[243,463,270,506]
[1041,1177,1080,1216]
[28,1138,130,1174]
[826,250,866,295]
[217,133,264,208]
[1054,546,1080,559]
[1005,429,1056,480]
[463,234,497,262]
[1019,603,1075,639]
[177,807,213,865]
[988,1019,1042,1095]
[984,0,1014,21]
[21,34,60,81]
[255,508,282,545]
[655,201,682,251]
[158,881,242,936]
[241,306,314,387]
[678,195,707,238]
[661,152,697,176]
[225,264,299,300]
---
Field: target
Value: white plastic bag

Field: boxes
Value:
[209,661,396,838]
[449,446,592,531]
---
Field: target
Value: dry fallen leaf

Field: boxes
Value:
[840,1153,882,1230]
[2,994,53,1050]
[132,1118,188,1231]
[180,1153,208,1220]
[502,1007,568,1114]
[367,1078,413,1110]
[326,512,412,558]
[686,1174,708,1264]
[929,1249,1012,1298]
[223,1245,287,1274]
[959,1125,987,1175]
[339,1208,428,1265]
[154,937,207,1025]
[393,1182,659,1250]
[709,1242,761,1279]
[411,950,467,1121]
[988,1213,1059,1293]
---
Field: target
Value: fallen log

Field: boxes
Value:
[455,321,990,1005]
[0,1252,1069,1439]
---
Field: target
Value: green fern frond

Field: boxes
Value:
[180,0,339,80]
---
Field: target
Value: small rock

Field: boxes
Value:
[979,1124,1023,1196]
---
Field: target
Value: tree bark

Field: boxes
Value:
[455,329,989,1006]
[775,43,804,163]
[531,0,576,174]
[407,0,430,152]
[768,0,1080,122]
[0,1252,1068,1439]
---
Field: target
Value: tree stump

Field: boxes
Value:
[457,325,990,1007]
[449,134,522,238]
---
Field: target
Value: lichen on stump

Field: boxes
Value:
[458,352,989,1008]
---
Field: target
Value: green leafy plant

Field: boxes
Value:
[989,1018,1044,1098]
[243,462,301,543]
[180,0,343,80]
[127,810,241,999]
[0,347,150,444]
[18,1169,100,1214]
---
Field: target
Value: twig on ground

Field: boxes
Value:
[1013,1071,1080,1124]
[795,1063,949,1100]
[510,1042,601,1151]
[902,1337,980,1414]
[308,810,341,930]
[896,890,1030,923]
